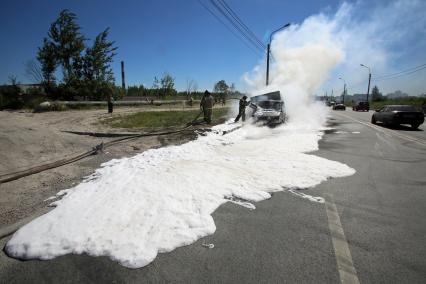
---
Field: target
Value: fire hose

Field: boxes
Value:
[0,110,205,185]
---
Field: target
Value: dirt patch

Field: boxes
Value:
[0,106,221,228]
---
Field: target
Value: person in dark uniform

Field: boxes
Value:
[200,90,215,123]
[235,95,250,122]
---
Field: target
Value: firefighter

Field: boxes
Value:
[200,90,215,123]
[235,95,250,122]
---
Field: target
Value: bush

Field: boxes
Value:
[0,85,24,110]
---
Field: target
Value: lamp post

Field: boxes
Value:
[266,23,290,86]
[339,77,346,104]
[360,64,371,102]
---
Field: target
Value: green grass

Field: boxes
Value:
[102,107,231,129]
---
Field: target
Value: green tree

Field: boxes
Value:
[48,9,86,84]
[152,76,160,98]
[371,85,383,102]
[36,10,118,100]
[160,73,175,98]
[214,80,229,93]
[37,38,57,90]
[82,28,117,100]
[214,80,229,102]
[127,85,145,96]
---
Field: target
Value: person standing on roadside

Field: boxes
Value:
[235,95,250,122]
[200,90,215,123]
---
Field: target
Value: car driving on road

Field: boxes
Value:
[332,103,346,110]
[371,105,424,129]
[249,91,286,125]
[353,101,369,111]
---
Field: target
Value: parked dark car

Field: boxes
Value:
[353,101,369,111]
[249,91,286,125]
[371,105,424,129]
[333,103,346,110]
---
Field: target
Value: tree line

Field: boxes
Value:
[1,9,245,108]
[126,78,242,100]
[33,10,244,102]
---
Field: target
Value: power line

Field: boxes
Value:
[373,64,426,81]
[332,63,426,94]
[216,0,265,49]
[209,0,264,52]
[209,0,265,52]
[373,63,426,79]
[348,79,368,89]
[197,0,263,57]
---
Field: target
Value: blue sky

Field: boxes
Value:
[0,0,341,90]
[1,0,425,95]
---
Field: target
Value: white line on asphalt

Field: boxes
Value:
[335,112,426,147]
[325,194,360,284]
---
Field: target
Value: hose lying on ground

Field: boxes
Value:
[0,111,204,185]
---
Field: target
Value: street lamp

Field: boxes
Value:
[360,64,371,102]
[339,77,346,104]
[266,23,291,86]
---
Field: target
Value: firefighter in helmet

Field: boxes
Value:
[235,95,250,122]
[200,90,215,123]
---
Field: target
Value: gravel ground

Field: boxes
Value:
[0,105,222,228]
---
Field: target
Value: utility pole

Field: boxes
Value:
[266,23,290,86]
[121,61,126,95]
[360,64,371,102]
[339,77,346,104]
[266,43,270,86]
[367,73,371,102]
[343,83,346,104]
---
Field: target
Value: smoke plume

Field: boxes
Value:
[244,0,426,112]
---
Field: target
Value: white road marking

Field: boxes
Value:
[325,194,360,284]
[335,112,426,147]
[287,189,325,203]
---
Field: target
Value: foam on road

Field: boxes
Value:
[5,115,355,268]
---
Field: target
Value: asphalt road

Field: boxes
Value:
[1,110,425,283]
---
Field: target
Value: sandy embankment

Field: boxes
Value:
[0,106,209,227]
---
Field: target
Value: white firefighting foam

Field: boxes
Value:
[5,119,355,268]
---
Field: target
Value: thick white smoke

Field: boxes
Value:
[244,0,426,113]
[243,6,345,127]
